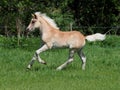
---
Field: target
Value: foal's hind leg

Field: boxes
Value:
[27,44,49,69]
[56,49,75,70]
[77,49,86,70]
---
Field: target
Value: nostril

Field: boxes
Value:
[26,28,30,33]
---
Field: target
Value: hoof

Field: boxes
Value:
[27,65,31,69]
[56,67,62,71]
[42,61,47,65]
[43,62,47,65]
[26,67,31,70]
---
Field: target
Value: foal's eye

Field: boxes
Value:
[32,21,35,24]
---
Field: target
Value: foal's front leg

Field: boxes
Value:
[27,44,49,69]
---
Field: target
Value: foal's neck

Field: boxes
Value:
[40,17,58,34]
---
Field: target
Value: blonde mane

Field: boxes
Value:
[35,12,59,30]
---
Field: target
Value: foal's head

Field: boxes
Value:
[26,13,41,32]
[26,12,59,33]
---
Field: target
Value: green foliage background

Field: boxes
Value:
[0,0,120,36]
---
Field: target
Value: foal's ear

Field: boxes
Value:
[31,14,37,19]
[32,14,34,17]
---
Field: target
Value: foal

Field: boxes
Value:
[26,12,105,70]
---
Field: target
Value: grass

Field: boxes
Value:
[0,35,120,90]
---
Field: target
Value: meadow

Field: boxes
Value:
[0,35,120,90]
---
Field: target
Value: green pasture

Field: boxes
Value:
[0,35,120,90]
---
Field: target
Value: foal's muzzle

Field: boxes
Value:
[26,28,29,32]
[25,28,30,35]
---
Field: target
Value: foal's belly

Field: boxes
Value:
[52,40,69,48]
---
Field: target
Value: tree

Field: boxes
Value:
[0,0,119,36]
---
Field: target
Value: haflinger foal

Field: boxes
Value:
[26,12,106,70]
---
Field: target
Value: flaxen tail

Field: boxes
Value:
[85,33,106,42]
